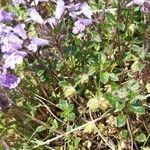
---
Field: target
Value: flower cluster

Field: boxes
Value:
[0,0,94,89]
[0,9,49,89]
[14,0,93,34]
[53,0,93,34]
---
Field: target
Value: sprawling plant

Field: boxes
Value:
[0,0,150,149]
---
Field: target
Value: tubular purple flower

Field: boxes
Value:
[80,2,92,19]
[27,37,49,52]
[12,0,25,5]
[69,11,77,20]
[29,7,44,24]
[55,0,65,19]
[66,3,81,12]
[141,1,150,12]
[126,0,150,12]
[0,9,13,22]
[0,25,12,35]
[72,19,92,34]
[32,37,49,46]
[8,33,23,45]
[46,17,57,28]
[13,24,27,39]
[64,0,70,5]
[1,36,22,53]
[134,0,145,5]
[27,41,38,52]
[0,74,21,89]
[3,51,27,69]
[1,42,17,53]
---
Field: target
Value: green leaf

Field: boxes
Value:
[100,72,109,84]
[120,130,129,139]
[128,80,139,92]
[59,81,69,87]
[124,52,132,61]
[37,70,45,77]
[129,105,145,114]
[61,111,75,121]
[36,126,46,132]
[59,100,69,110]
[135,133,147,143]
[104,93,122,108]
[115,100,125,112]
[59,100,75,121]
[115,114,127,127]
[129,98,145,114]
[91,31,101,42]
[109,73,119,81]
[131,61,145,72]
[100,52,107,64]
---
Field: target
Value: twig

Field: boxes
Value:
[89,111,116,150]
[14,106,62,134]
[45,146,55,150]
[36,96,67,125]
[33,109,112,148]
[23,131,36,150]
[145,93,150,99]
[143,133,150,147]
[92,8,117,13]
[34,94,60,109]
[127,117,134,150]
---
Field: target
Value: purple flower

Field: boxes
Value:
[3,51,27,69]
[64,0,70,5]
[32,37,49,46]
[80,2,92,19]
[13,24,27,39]
[133,0,145,5]
[0,35,23,56]
[1,42,17,53]
[0,74,21,89]
[126,0,150,13]
[12,0,48,5]
[27,37,49,52]
[29,7,44,24]
[67,3,81,20]
[1,35,22,53]
[27,41,38,52]
[141,1,150,12]
[66,2,81,12]
[0,9,13,22]
[0,24,12,35]
[66,2,93,19]
[12,0,25,5]
[55,0,65,19]
[46,17,57,28]
[7,33,23,48]
[72,19,92,34]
